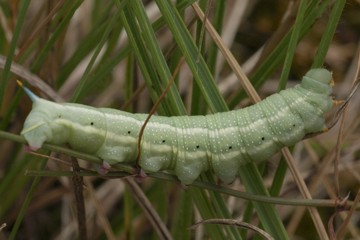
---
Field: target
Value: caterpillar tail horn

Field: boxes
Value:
[17,80,39,102]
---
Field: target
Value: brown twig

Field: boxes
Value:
[136,57,185,165]
[124,178,173,240]
[70,155,87,240]
[335,190,360,239]
[190,218,274,240]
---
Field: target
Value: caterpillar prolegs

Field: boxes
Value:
[21,68,334,184]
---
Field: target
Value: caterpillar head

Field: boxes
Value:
[301,68,333,94]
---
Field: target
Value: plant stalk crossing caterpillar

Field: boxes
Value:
[20,69,334,184]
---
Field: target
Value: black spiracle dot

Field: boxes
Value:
[292,124,296,127]
[196,145,200,149]
[162,140,166,143]
[90,122,94,125]
[127,130,131,134]
[228,146,232,150]
[261,137,265,141]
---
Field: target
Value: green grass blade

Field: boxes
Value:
[278,0,308,91]
[228,0,331,109]
[156,0,228,112]
[8,158,47,240]
[70,3,122,102]
[0,0,30,109]
[30,1,83,73]
[312,0,347,68]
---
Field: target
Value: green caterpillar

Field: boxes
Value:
[21,68,333,184]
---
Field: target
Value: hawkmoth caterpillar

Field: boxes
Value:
[21,68,333,184]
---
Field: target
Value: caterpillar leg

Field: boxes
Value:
[98,161,111,175]
[333,99,345,106]
[134,168,147,182]
[321,127,329,132]
[24,144,39,152]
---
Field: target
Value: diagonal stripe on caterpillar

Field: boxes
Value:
[20,68,334,184]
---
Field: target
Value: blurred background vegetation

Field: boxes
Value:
[0,0,359,239]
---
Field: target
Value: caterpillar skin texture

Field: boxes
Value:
[21,68,333,184]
